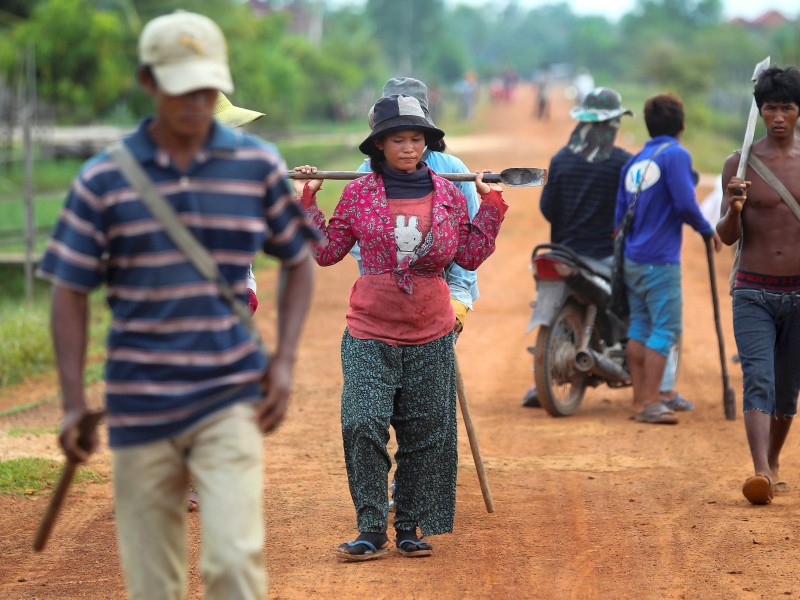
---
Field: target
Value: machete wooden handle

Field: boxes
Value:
[33,410,105,552]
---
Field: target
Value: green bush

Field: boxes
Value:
[0,265,109,390]
[0,303,54,387]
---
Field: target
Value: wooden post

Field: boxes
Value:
[22,44,36,303]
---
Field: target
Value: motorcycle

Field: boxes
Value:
[524,243,631,417]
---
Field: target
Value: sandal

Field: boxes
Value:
[397,539,433,557]
[396,532,432,558]
[633,402,678,425]
[337,536,389,561]
[742,473,773,505]
[662,393,695,412]
[186,487,199,513]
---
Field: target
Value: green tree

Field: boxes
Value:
[0,0,133,121]
[365,0,446,75]
[569,16,623,80]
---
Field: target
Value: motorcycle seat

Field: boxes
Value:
[577,256,612,280]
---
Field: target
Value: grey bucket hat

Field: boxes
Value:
[368,77,436,128]
[359,94,444,156]
[570,87,633,122]
[383,77,434,125]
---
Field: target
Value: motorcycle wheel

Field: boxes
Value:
[534,302,587,417]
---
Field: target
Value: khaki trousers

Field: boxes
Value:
[113,403,265,600]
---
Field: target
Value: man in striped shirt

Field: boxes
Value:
[36,11,315,599]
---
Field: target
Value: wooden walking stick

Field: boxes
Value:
[455,355,495,513]
[33,410,105,551]
[705,239,736,420]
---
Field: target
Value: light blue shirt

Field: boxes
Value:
[350,151,480,308]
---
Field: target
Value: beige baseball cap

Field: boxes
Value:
[139,10,233,96]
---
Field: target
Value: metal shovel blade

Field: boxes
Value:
[443,167,548,187]
[286,167,547,188]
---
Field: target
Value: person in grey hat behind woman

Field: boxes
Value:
[525,87,689,411]
[293,94,507,560]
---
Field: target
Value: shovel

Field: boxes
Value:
[705,238,736,420]
[287,167,547,187]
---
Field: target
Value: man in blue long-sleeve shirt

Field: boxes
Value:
[616,93,721,424]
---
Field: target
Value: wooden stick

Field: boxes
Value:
[455,355,495,513]
[705,238,737,420]
[33,461,77,551]
[33,410,104,552]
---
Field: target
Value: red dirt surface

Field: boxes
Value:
[2,85,798,600]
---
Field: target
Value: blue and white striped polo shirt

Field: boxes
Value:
[37,118,316,447]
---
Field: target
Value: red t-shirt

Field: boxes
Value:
[347,193,455,345]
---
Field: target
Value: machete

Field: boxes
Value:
[733,56,771,195]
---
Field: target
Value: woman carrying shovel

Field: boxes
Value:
[294,94,507,560]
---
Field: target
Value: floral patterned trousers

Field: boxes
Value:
[340,329,457,537]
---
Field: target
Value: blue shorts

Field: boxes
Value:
[623,260,682,357]
[733,288,800,416]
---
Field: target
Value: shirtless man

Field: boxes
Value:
[717,66,800,505]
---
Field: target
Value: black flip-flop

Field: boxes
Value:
[397,538,433,558]
[336,539,389,561]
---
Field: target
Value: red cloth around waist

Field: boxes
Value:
[346,273,453,345]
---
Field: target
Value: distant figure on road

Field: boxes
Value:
[456,71,479,119]
[573,69,595,107]
[534,65,551,121]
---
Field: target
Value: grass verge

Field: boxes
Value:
[0,266,109,392]
[0,457,105,496]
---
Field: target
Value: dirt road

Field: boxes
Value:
[2,85,798,600]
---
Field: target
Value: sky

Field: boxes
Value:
[452,0,798,21]
[329,1,797,22]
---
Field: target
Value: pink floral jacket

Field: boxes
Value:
[302,168,507,292]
